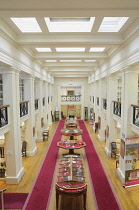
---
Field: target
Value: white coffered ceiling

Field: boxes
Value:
[0,0,139,77]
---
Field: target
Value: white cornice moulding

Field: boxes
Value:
[0,124,10,136]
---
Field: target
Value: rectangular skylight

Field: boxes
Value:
[46,60,57,62]
[85,60,96,62]
[56,47,85,52]
[60,60,81,62]
[36,48,51,52]
[44,17,95,32]
[89,47,105,52]
[10,18,42,32]
[98,17,129,32]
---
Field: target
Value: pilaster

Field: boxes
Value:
[105,76,118,156]
[35,79,43,142]
[2,67,24,184]
[24,75,37,156]
[98,79,107,141]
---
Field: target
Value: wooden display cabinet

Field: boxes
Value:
[56,155,87,209]
[0,144,6,178]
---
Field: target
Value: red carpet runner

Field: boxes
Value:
[23,120,64,210]
[0,193,28,209]
[78,120,121,210]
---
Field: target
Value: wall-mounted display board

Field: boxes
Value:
[124,137,139,187]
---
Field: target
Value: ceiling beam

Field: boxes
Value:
[34,52,107,59]
[17,34,124,45]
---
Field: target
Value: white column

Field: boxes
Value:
[117,69,138,183]
[35,79,43,142]
[104,76,118,156]
[2,68,24,184]
[48,83,52,126]
[43,81,49,130]
[93,81,99,131]
[24,75,37,156]
[98,79,107,141]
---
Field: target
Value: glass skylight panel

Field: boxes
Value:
[46,60,57,62]
[44,17,95,32]
[10,18,42,32]
[56,47,85,52]
[36,48,52,52]
[89,47,105,52]
[60,60,81,62]
[85,60,96,62]
[98,17,129,32]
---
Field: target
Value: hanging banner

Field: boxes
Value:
[124,137,139,187]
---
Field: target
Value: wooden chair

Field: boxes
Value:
[43,130,49,141]
[22,141,27,157]
[111,142,119,159]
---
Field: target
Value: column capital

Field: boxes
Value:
[34,77,43,83]
[23,74,35,80]
[121,67,139,75]
[1,66,21,75]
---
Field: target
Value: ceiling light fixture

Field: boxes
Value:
[56,47,85,52]
[36,48,51,52]
[46,60,57,62]
[10,18,42,32]
[44,17,95,32]
[85,60,96,62]
[98,17,129,32]
[60,60,81,62]
[89,47,105,52]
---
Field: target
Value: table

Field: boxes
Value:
[61,128,83,140]
[57,140,86,155]
[56,155,87,210]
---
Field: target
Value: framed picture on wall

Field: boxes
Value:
[67,90,74,96]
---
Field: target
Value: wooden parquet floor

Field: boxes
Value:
[1,121,139,210]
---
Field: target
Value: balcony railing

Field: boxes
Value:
[61,95,81,102]
[0,105,9,128]
[43,97,45,106]
[113,101,121,117]
[92,96,94,103]
[35,99,39,110]
[103,99,107,110]
[97,97,99,106]
[132,104,139,127]
[20,101,29,117]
